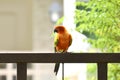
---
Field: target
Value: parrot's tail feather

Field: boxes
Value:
[54,63,60,75]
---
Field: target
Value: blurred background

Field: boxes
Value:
[0,0,119,80]
[0,0,89,80]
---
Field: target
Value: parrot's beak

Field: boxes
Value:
[54,29,58,33]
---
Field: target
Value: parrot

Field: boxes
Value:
[53,25,72,75]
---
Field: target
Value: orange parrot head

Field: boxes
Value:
[54,25,67,34]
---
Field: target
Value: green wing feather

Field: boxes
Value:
[69,34,72,46]
[54,33,59,52]
[54,34,59,46]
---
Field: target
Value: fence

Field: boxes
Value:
[0,53,120,80]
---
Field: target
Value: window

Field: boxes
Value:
[0,64,6,69]
[27,63,32,69]
[13,75,32,80]
[27,75,32,80]
[0,75,6,80]
[13,63,32,69]
[13,76,16,80]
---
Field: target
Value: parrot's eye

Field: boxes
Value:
[54,29,58,33]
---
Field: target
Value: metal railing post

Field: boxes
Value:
[17,63,27,80]
[97,63,107,80]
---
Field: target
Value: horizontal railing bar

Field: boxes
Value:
[0,53,119,63]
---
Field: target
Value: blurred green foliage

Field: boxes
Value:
[108,63,120,80]
[87,64,97,80]
[56,16,64,25]
[75,0,120,80]
[75,0,120,52]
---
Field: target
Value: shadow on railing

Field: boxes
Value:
[0,53,120,80]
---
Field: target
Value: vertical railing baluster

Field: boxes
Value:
[97,63,107,80]
[17,63,27,80]
[62,63,64,80]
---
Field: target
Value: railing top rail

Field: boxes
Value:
[0,53,120,63]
